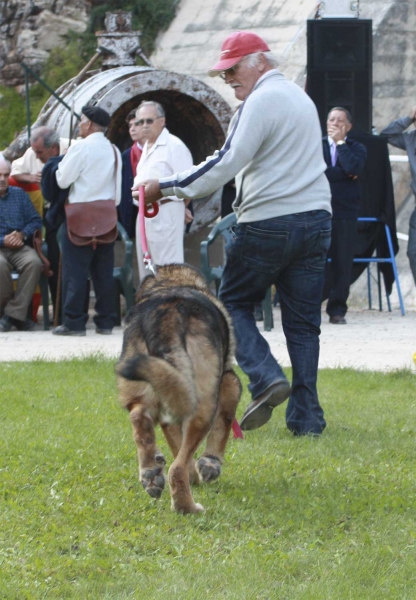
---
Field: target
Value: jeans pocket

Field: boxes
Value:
[305,227,332,271]
[241,225,289,274]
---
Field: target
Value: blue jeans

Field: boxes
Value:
[219,210,331,435]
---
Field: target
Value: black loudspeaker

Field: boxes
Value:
[307,19,372,134]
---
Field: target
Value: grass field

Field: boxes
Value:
[1,357,415,599]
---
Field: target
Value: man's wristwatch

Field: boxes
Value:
[336,140,346,146]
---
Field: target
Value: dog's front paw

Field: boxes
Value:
[196,455,222,483]
[140,467,166,499]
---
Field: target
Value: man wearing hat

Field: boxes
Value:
[136,31,332,437]
[53,105,122,336]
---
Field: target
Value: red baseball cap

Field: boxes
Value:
[208,31,270,77]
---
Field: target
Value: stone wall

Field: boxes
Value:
[0,0,89,89]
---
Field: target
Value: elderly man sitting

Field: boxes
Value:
[0,158,43,332]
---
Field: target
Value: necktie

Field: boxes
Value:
[331,142,338,166]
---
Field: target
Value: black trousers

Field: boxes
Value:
[323,218,358,317]
[44,218,61,322]
[61,224,117,331]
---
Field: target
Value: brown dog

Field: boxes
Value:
[116,264,241,514]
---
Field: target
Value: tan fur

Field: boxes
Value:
[116,264,241,514]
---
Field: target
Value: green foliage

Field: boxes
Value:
[1,0,178,150]
[27,30,102,127]
[1,360,416,598]
[0,86,26,151]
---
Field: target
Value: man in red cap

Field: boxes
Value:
[135,31,332,437]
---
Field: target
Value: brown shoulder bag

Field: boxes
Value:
[64,145,118,250]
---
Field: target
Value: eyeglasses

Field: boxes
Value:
[219,56,249,80]
[134,117,163,126]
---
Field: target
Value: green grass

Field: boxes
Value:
[1,358,415,599]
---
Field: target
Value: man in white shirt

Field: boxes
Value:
[53,106,122,336]
[133,101,193,280]
[11,128,72,188]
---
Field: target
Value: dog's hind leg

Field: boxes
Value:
[161,423,200,485]
[168,408,217,513]
[129,404,166,499]
[197,370,242,483]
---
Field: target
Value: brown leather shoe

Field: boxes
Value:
[329,315,347,324]
[240,380,291,431]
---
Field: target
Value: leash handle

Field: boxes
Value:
[144,202,159,218]
[139,185,158,274]
[138,185,159,219]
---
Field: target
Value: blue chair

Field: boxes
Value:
[353,217,405,316]
[200,213,274,331]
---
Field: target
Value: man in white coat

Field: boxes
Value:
[133,101,193,280]
[53,106,122,336]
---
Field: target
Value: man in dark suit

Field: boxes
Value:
[322,107,367,324]
[119,110,145,238]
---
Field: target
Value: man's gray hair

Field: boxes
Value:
[327,107,353,124]
[245,51,280,69]
[30,127,60,148]
[137,101,165,118]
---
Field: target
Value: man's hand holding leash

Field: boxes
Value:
[132,179,162,204]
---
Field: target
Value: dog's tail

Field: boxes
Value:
[116,354,195,418]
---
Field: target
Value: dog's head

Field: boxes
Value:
[135,263,210,300]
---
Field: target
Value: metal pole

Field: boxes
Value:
[21,61,81,119]
[24,66,31,142]
[68,51,102,144]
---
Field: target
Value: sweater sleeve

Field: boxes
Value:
[159,97,268,199]
[379,116,413,150]
[336,141,367,176]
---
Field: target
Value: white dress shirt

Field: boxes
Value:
[133,127,193,279]
[56,132,122,205]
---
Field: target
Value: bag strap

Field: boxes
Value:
[111,144,118,203]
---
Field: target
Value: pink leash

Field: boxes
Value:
[138,186,243,440]
[138,185,159,275]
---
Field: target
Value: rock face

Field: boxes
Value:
[0,0,89,89]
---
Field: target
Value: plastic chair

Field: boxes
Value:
[200,213,274,331]
[353,218,405,316]
[114,222,134,325]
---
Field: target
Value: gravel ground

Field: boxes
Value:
[1,307,415,372]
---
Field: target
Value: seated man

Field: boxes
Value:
[0,158,43,332]
[11,127,71,322]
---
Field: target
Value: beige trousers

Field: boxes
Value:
[0,246,43,321]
